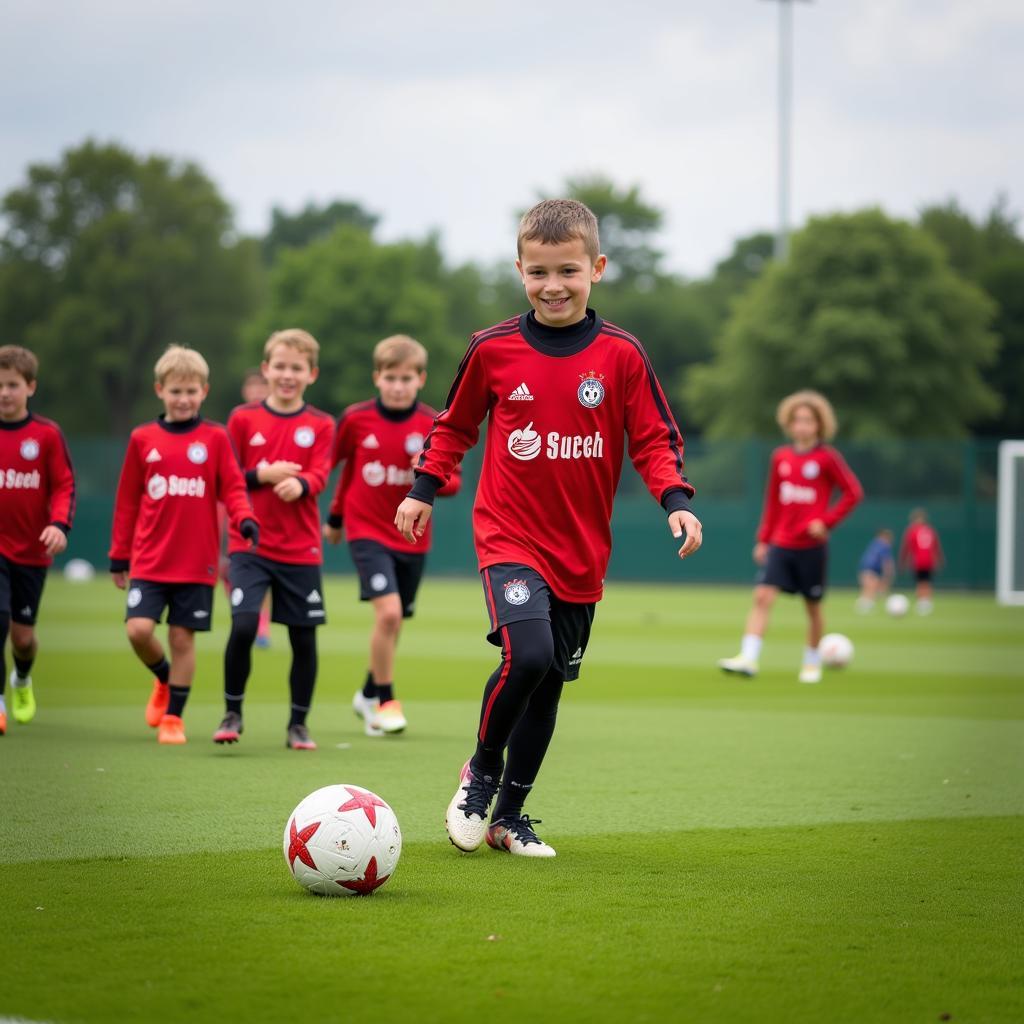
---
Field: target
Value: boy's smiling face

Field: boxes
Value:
[516,237,607,328]
[374,361,426,410]
[156,374,208,422]
[262,343,318,411]
[0,367,35,422]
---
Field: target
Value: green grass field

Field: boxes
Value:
[2,576,1022,1024]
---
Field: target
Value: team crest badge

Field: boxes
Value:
[187,442,208,465]
[577,371,606,409]
[503,579,531,606]
[294,426,315,448]
[404,432,424,456]
[802,461,821,480]
[19,439,40,460]
[127,587,143,609]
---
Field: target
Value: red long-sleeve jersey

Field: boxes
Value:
[329,399,461,553]
[227,401,333,565]
[109,417,254,584]
[414,315,694,603]
[0,414,76,566]
[900,522,943,571]
[757,444,863,549]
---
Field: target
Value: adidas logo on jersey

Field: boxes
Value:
[145,448,162,463]
[362,434,380,449]
[249,432,267,446]
[306,589,322,604]
[508,382,534,401]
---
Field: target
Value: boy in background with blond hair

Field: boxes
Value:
[719,390,862,684]
[324,334,461,737]
[110,345,258,744]
[216,329,333,750]
[0,345,76,736]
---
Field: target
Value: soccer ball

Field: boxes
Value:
[283,784,401,897]
[885,594,910,618]
[819,633,854,668]
[63,557,95,582]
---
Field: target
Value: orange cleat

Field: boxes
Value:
[157,714,186,745]
[145,680,170,728]
[0,709,6,736]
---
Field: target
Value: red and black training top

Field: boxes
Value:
[410,312,694,603]
[328,398,461,554]
[109,416,254,584]
[756,444,863,549]
[0,413,76,566]
[227,401,334,565]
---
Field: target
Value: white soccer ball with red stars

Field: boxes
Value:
[283,784,402,897]
[819,632,854,668]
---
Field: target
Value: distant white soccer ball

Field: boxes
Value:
[886,594,910,618]
[63,558,95,583]
[283,784,401,897]
[819,632,854,668]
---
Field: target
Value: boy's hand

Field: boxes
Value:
[753,542,769,565]
[807,519,828,539]
[322,523,343,545]
[240,518,260,549]
[259,460,303,485]
[273,477,304,502]
[111,571,128,590]
[39,525,67,556]
[395,497,432,544]
[669,510,702,560]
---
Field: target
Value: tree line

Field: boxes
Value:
[1,140,1020,439]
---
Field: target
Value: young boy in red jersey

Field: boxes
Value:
[395,200,702,858]
[0,345,75,736]
[109,346,258,745]
[215,329,334,750]
[719,390,863,684]
[899,508,943,615]
[324,335,461,737]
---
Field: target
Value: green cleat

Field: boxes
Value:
[10,672,36,723]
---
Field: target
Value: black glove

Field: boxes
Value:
[240,518,259,549]
[327,514,343,530]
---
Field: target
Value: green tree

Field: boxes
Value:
[262,200,379,265]
[685,209,1001,439]
[0,140,260,433]
[919,198,1024,435]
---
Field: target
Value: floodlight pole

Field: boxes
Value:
[762,0,811,261]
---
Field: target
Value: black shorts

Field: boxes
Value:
[229,552,326,627]
[348,539,425,619]
[125,579,214,630]
[758,544,828,601]
[481,563,596,682]
[0,555,48,625]
[915,568,933,582]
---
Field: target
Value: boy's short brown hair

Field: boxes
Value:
[517,199,601,261]
[776,389,837,442]
[0,345,39,384]
[373,335,427,372]
[264,328,320,369]
[154,345,209,386]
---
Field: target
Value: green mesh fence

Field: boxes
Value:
[58,437,1001,590]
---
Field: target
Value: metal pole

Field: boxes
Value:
[776,0,792,260]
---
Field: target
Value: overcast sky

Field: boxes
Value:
[2,0,1021,277]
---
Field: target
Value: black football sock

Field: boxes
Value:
[0,613,9,696]
[377,682,394,704]
[287,625,318,727]
[362,670,376,699]
[493,669,564,822]
[167,685,191,718]
[224,613,259,713]
[13,652,35,680]
[146,657,171,684]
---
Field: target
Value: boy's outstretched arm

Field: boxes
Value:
[669,509,703,559]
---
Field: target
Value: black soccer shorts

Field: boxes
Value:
[348,539,425,619]
[124,579,214,631]
[480,562,595,682]
[0,555,48,626]
[758,543,828,601]
[228,552,326,627]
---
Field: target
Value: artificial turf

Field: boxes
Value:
[1,577,1022,1024]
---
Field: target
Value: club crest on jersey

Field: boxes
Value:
[231,587,243,607]
[404,432,424,456]
[370,573,388,592]
[802,461,821,480]
[294,426,315,448]
[187,442,208,465]
[362,461,386,487]
[19,439,40,460]
[577,371,606,409]
[503,579,531,606]
[507,423,542,461]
